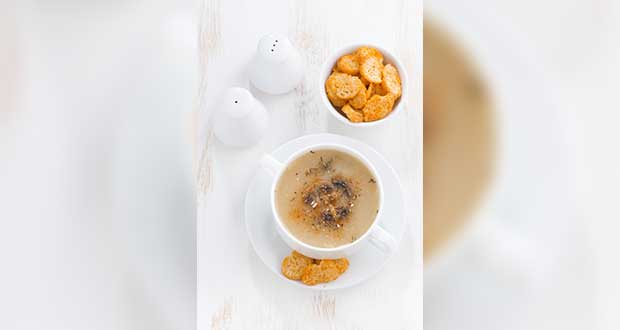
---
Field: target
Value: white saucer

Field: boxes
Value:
[245,133,405,290]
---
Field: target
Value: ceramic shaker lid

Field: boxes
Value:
[249,34,305,95]
[213,87,269,147]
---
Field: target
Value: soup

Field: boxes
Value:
[275,149,380,248]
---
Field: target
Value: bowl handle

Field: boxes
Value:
[368,225,397,255]
[260,154,284,177]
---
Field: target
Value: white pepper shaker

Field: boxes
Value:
[213,87,269,147]
[249,34,304,95]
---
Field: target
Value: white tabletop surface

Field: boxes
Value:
[195,0,423,329]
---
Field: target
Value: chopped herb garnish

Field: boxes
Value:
[318,156,333,172]
[335,206,349,219]
[319,183,333,194]
[332,178,353,198]
[304,157,334,176]
[321,209,335,222]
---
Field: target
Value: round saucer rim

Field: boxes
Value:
[244,133,406,290]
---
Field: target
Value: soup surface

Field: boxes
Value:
[275,149,380,248]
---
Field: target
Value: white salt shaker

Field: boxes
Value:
[249,34,304,95]
[213,87,269,147]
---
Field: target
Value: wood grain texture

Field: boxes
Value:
[197,0,422,329]
[195,0,221,199]
[289,0,329,133]
[210,299,233,330]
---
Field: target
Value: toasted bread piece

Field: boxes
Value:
[336,54,360,75]
[382,64,402,98]
[349,86,368,110]
[332,258,349,273]
[341,103,364,123]
[326,87,347,107]
[362,94,395,122]
[372,83,387,96]
[325,72,347,107]
[326,72,363,100]
[360,56,383,84]
[360,75,370,86]
[281,251,315,280]
[301,259,348,285]
[355,46,384,63]
[366,83,374,99]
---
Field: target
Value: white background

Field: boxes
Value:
[1,1,197,329]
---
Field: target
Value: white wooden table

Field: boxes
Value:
[196,1,422,328]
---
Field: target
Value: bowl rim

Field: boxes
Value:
[318,43,409,127]
[269,143,386,254]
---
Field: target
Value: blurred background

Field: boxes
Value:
[424,0,620,329]
[2,0,620,329]
[0,1,197,329]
